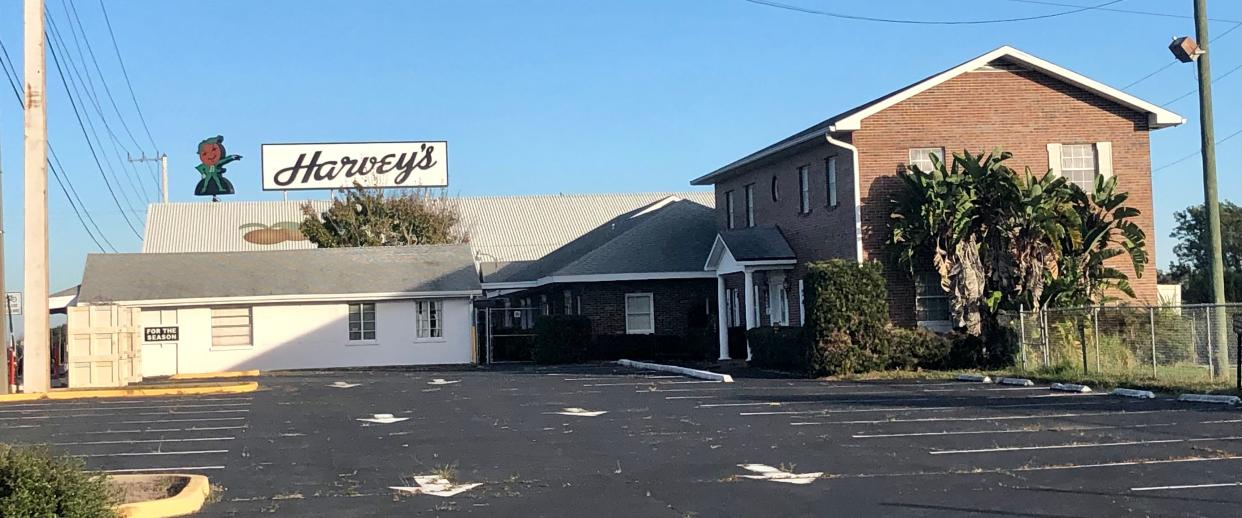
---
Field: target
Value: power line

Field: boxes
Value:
[97,0,160,156]
[0,38,114,251]
[1153,129,1242,173]
[1005,0,1242,23]
[45,26,144,239]
[740,0,1123,25]
[1161,63,1242,106]
[1122,22,1242,90]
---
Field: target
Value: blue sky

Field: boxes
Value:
[0,0,1238,301]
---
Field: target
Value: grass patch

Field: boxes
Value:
[850,366,1239,395]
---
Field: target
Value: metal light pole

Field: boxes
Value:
[22,0,50,393]
[1171,0,1229,378]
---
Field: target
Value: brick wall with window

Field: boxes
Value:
[501,279,715,337]
[852,66,1156,325]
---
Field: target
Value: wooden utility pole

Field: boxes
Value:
[23,0,50,393]
[0,84,7,395]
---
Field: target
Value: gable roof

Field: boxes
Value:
[690,45,1185,186]
[78,245,480,306]
[482,199,718,286]
[142,192,715,264]
[717,226,795,262]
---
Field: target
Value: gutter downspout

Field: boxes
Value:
[824,127,863,263]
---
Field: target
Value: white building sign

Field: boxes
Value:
[5,292,20,316]
[261,141,447,191]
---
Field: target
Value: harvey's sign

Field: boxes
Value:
[261,141,447,190]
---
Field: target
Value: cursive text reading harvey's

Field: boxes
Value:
[270,143,440,187]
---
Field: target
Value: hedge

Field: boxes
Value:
[590,331,714,362]
[532,315,592,364]
[0,445,117,518]
[804,259,891,373]
[747,326,813,374]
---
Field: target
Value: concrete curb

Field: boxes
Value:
[617,360,734,383]
[169,369,260,380]
[1,382,258,403]
[1177,394,1241,405]
[113,474,210,518]
[1051,383,1092,393]
[955,374,992,383]
[997,377,1034,387]
[1112,388,1156,399]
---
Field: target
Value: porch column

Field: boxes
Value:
[743,268,755,361]
[716,275,730,360]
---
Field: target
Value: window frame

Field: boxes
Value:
[908,147,945,174]
[347,302,377,343]
[743,184,755,228]
[797,165,811,214]
[624,293,655,335]
[210,306,253,350]
[415,300,445,341]
[771,176,780,202]
[914,272,953,329]
[563,290,574,315]
[1060,143,1099,192]
[826,156,838,208]
[725,190,736,230]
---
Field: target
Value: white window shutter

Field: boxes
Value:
[1046,143,1063,178]
[1095,141,1113,179]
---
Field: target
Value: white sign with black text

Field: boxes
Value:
[261,141,447,191]
[5,292,20,316]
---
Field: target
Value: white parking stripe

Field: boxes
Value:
[0,409,250,421]
[665,396,717,400]
[739,400,1113,416]
[53,426,248,436]
[49,436,235,446]
[584,381,718,387]
[930,435,1242,455]
[2,397,252,409]
[788,409,1181,425]
[75,449,228,458]
[1131,482,1242,491]
[98,466,227,473]
[829,455,1242,480]
[118,417,247,424]
[0,402,251,414]
[853,422,1181,438]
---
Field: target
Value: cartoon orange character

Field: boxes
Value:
[195,135,242,198]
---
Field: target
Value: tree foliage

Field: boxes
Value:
[888,149,1148,335]
[1165,201,1242,303]
[300,185,468,248]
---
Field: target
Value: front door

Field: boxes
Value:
[140,309,179,377]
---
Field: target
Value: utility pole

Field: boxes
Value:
[0,81,7,395]
[128,152,168,203]
[22,0,50,393]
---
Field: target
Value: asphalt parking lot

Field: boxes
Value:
[3,364,1240,517]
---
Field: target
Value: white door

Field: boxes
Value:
[140,309,179,377]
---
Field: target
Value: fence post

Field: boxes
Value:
[1206,307,1214,381]
[1092,308,1101,374]
[1042,310,1050,368]
[1149,306,1157,378]
[1019,305,1027,371]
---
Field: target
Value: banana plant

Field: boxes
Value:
[1043,175,1147,307]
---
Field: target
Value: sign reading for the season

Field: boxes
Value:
[144,326,179,342]
[261,141,447,191]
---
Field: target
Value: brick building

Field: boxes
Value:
[691,46,1184,360]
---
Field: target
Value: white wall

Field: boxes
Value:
[136,298,473,375]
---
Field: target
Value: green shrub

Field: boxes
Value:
[0,444,117,518]
[532,315,592,364]
[747,326,813,374]
[814,330,872,376]
[887,327,952,370]
[804,259,891,370]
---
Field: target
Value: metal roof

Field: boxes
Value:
[79,245,479,305]
[142,192,715,265]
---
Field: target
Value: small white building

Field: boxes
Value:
[74,245,480,377]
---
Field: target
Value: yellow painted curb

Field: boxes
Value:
[169,369,260,380]
[45,382,258,400]
[0,392,45,403]
[113,474,210,518]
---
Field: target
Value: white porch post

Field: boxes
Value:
[743,268,756,361]
[716,275,730,360]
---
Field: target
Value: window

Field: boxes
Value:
[725,288,741,327]
[725,191,736,230]
[826,156,838,207]
[211,307,252,348]
[798,165,811,214]
[744,184,755,227]
[914,272,952,323]
[563,290,574,315]
[798,279,805,326]
[771,176,780,202]
[625,293,654,334]
[908,147,945,173]
[348,303,376,341]
[416,300,443,339]
[1060,143,1098,191]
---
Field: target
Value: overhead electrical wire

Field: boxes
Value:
[1005,0,1242,23]
[740,0,1124,25]
[97,0,161,157]
[1152,129,1242,174]
[1161,63,1242,106]
[1122,22,1242,90]
[0,39,114,252]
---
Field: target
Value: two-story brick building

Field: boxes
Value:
[692,46,1184,360]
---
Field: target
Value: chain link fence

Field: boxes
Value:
[1005,304,1241,386]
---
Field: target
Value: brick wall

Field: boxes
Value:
[501,279,717,336]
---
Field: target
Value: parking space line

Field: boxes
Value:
[825,455,1242,480]
[584,381,716,387]
[98,466,227,473]
[738,399,1117,416]
[1131,482,1242,491]
[852,422,1181,438]
[930,435,1242,455]
[0,397,253,409]
[788,409,1182,425]
[75,449,228,458]
[118,417,247,424]
[0,409,250,421]
[54,426,249,436]
[665,395,717,400]
[49,436,236,446]
[0,402,252,414]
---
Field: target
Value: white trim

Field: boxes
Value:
[624,292,655,335]
[742,260,796,270]
[798,279,805,326]
[824,132,863,263]
[485,271,716,291]
[830,46,1184,131]
[690,130,825,185]
[101,290,480,308]
[1095,141,1114,179]
[1047,143,1063,178]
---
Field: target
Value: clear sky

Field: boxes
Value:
[0,0,1238,310]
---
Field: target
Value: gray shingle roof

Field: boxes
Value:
[482,199,717,283]
[78,245,480,304]
[719,226,794,261]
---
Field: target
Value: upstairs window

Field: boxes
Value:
[908,147,945,173]
[1060,143,1099,191]
[826,156,838,207]
[797,165,811,214]
[725,190,736,230]
[744,184,755,228]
